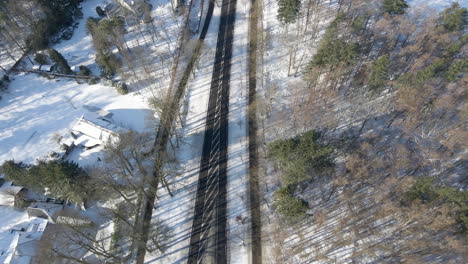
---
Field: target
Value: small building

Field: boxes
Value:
[0,182,27,207]
[27,202,64,224]
[71,113,126,148]
[1,218,48,264]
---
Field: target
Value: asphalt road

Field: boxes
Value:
[187,0,237,262]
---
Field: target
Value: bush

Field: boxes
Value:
[78,65,92,76]
[446,58,468,81]
[268,130,334,185]
[273,187,308,222]
[34,53,48,65]
[114,82,129,95]
[88,77,99,85]
[48,49,73,74]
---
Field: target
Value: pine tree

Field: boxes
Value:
[440,2,467,32]
[369,55,390,90]
[48,48,73,74]
[382,0,409,15]
[277,0,301,24]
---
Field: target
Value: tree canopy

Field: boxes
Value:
[382,0,409,15]
[440,2,467,32]
[0,160,90,204]
[277,0,301,24]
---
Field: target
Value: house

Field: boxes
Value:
[0,218,48,264]
[71,113,126,148]
[27,202,64,224]
[0,182,27,207]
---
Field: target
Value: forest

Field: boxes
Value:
[260,0,467,262]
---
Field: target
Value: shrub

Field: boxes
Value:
[351,14,367,33]
[48,49,73,74]
[88,77,99,85]
[113,81,129,95]
[268,130,334,185]
[273,187,308,222]
[34,53,48,65]
[78,65,92,76]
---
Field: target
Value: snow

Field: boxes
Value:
[408,0,468,10]
[53,0,108,72]
[0,73,151,165]
[142,3,223,263]
[0,0,157,167]
[143,0,252,261]
[225,0,251,261]
[0,207,39,264]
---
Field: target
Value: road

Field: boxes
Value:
[187,0,237,262]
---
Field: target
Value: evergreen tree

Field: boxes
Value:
[48,48,73,74]
[440,2,467,32]
[382,0,409,15]
[369,55,390,90]
[277,0,301,24]
[0,160,30,186]
[34,53,48,65]
[0,160,89,204]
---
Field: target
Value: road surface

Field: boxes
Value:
[187,0,237,262]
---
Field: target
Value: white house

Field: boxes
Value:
[0,218,48,264]
[71,113,126,148]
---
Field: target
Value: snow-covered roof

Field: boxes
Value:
[27,202,64,223]
[0,218,48,264]
[0,183,25,206]
[71,113,126,146]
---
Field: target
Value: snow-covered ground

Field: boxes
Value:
[409,0,468,10]
[0,73,151,165]
[142,3,223,263]
[0,0,186,165]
